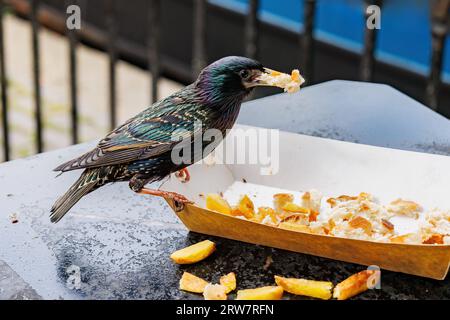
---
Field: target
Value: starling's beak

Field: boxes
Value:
[246,67,305,93]
[262,68,283,78]
[245,68,280,88]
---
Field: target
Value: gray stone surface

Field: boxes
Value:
[0,260,42,300]
[0,80,449,300]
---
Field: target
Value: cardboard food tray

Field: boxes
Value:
[161,125,450,280]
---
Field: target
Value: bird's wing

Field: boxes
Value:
[55,96,206,172]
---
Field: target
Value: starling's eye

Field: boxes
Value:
[239,69,250,80]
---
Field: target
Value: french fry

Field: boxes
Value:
[333,270,379,300]
[389,234,407,243]
[422,234,444,244]
[301,189,322,213]
[236,286,283,300]
[348,216,373,235]
[328,218,336,231]
[327,193,370,208]
[389,233,419,244]
[309,210,319,222]
[358,202,371,212]
[170,240,216,264]
[358,192,372,201]
[327,198,338,208]
[291,69,300,82]
[220,272,237,294]
[259,69,304,93]
[387,199,421,218]
[232,195,255,219]
[274,276,332,300]
[337,195,358,202]
[280,203,310,223]
[280,213,309,225]
[273,193,294,214]
[206,193,232,215]
[253,207,278,224]
[278,222,312,233]
[179,272,209,293]
[282,203,310,213]
[270,69,281,76]
[203,284,227,300]
[201,189,446,246]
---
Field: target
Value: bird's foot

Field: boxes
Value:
[139,188,193,204]
[174,168,190,183]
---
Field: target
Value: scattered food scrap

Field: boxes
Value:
[9,213,18,224]
[66,265,81,290]
[178,271,237,300]
[174,242,380,301]
[219,272,237,294]
[263,255,273,271]
[179,272,209,293]
[203,284,228,300]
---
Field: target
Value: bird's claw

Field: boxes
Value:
[164,191,193,212]
[164,191,193,204]
[138,188,193,212]
[175,168,190,183]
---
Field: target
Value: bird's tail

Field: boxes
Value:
[50,168,100,223]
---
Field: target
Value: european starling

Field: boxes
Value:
[50,56,297,223]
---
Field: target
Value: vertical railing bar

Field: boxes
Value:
[245,0,259,59]
[106,0,117,130]
[67,0,78,144]
[426,0,449,110]
[148,0,161,104]
[302,0,316,84]
[360,0,382,82]
[0,0,9,161]
[192,0,206,79]
[31,0,43,153]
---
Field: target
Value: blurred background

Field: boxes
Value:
[0,0,449,161]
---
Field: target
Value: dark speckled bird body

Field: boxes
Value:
[50,56,265,222]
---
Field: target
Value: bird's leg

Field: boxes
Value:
[174,168,190,183]
[138,188,193,204]
[129,174,193,209]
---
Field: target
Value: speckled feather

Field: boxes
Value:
[50,56,264,222]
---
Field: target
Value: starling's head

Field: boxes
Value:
[195,56,303,107]
[195,56,268,104]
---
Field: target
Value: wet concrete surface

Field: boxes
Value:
[0,260,42,300]
[1,81,449,299]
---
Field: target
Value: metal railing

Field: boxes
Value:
[0,0,449,162]
[0,0,8,161]
[427,0,450,110]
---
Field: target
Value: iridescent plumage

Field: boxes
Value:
[50,56,265,222]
